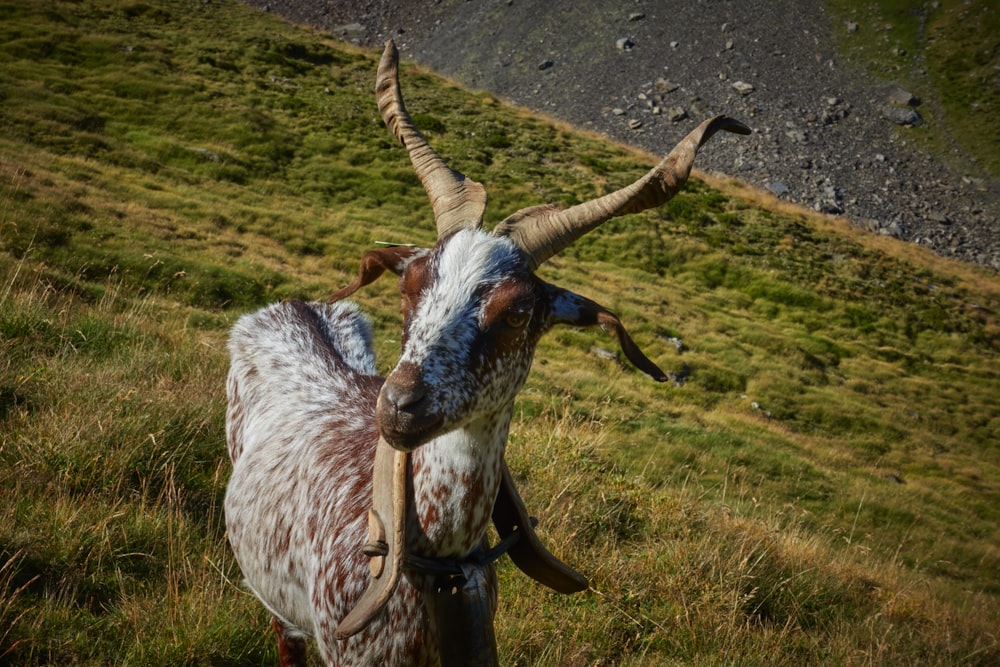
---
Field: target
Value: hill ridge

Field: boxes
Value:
[245,0,1000,271]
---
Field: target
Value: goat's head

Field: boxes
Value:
[331,41,750,452]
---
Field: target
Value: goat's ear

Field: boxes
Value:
[547,286,668,382]
[328,246,427,303]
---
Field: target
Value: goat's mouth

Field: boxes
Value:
[377,415,444,452]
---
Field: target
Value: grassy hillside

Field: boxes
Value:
[1,0,998,664]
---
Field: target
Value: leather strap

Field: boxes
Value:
[335,452,587,640]
[334,438,408,639]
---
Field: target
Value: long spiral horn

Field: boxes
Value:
[493,116,751,269]
[376,40,488,238]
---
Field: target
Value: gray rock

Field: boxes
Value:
[881,105,922,126]
[732,80,755,95]
[195,147,220,162]
[785,128,808,143]
[688,96,710,116]
[654,78,679,93]
[667,365,691,387]
[928,211,951,225]
[880,84,919,106]
[822,104,849,124]
[666,106,688,122]
[591,346,616,361]
[661,336,684,352]
[334,22,365,34]
[616,37,635,51]
[882,220,906,237]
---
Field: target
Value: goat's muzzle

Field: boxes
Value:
[377,368,443,451]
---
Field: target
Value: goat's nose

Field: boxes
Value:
[381,380,429,415]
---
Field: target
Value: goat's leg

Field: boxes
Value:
[272,617,307,667]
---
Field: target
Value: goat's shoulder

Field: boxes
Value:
[229,300,377,377]
[226,300,380,462]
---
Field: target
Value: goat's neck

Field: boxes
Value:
[407,407,511,559]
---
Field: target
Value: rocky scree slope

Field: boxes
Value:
[245,0,1000,271]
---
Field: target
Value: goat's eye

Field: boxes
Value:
[504,312,530,329]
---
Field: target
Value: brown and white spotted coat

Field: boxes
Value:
[226,231,581,664]
[224,39,748,667]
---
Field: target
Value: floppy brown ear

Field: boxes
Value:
[547,286,668,382]
[328,246,428,303]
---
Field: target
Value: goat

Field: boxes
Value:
[224,40,749,666]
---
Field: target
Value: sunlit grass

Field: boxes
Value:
[1,0,998,663]
[498,404,1000,665]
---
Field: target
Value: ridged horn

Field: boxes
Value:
[493,115,751,269]
[376,40,487,238]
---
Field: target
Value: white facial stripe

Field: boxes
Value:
[401,229,522,373]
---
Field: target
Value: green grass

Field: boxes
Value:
[1,0,999,664]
